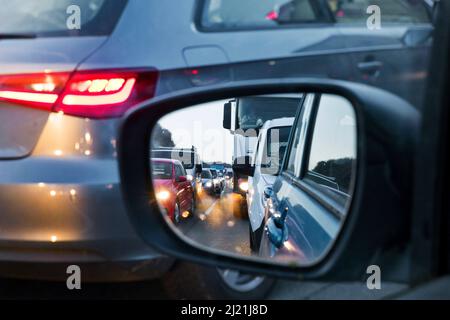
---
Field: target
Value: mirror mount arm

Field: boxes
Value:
[264,186,273,200]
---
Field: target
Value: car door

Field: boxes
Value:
[261,93,357,263]
[176,0,433,109]
[158,0,353,92]
[330,0,434,109]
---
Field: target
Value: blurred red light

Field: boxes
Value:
[0,68,159,118]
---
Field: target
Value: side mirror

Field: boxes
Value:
[176,176,187,183]
[232,156,255,177]
[268,1,295,24]
[223,101,232,130]
[263,186,273,200]
[195,164,203,174]
[119,79,418,281]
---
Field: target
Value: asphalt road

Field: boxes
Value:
[177,186,252,257]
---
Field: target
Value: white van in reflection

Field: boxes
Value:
[247,117,294,252]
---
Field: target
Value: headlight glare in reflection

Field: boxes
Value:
[156,190,170,201]
[239,181,249,192]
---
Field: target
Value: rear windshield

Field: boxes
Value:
[0,0,128,37]
[202,171,212,179]
[152,162,173,180]
[152,150,196,169]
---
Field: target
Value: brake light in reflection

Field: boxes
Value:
[0,69,158,119]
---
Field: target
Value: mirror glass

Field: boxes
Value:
[150,92,357,267]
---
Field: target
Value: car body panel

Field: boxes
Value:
[260,176,341,264]
[259,92,355,265]
[0,37,107,75]
[340,24,433,109]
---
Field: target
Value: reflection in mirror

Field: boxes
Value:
[150,93,357,267]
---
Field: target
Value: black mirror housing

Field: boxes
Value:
[119,78,419,282]
[223,101,232,130]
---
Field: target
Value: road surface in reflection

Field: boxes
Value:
[175,184,251,257]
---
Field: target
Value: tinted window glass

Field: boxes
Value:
[201,170,212,179]
[175,164,185,178]
[200,0,322,30]
[305,94,357,197]
[327,0,430,24]
[238,97,301,130]
[151,150,196,169]
[0,0,128,37]
[152,162,173,180]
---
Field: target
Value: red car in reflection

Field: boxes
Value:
[152,158,195,223]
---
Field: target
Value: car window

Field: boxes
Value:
[152,162,173,180]
[201,170,212,179]
[326,0,430,24]
[237,97,301,131]
[303,94,357,204]
[261,126,292,175]
[175,164,185,178]
[0,0,128,37]
[200,0,326,31]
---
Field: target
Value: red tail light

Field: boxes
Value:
[56,69,158,118]
[0,69,158,118]
[266,10,279,21]
[0,72,69,110]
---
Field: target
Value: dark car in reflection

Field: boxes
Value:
[209,169,223,195]
[259,93,357,263]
